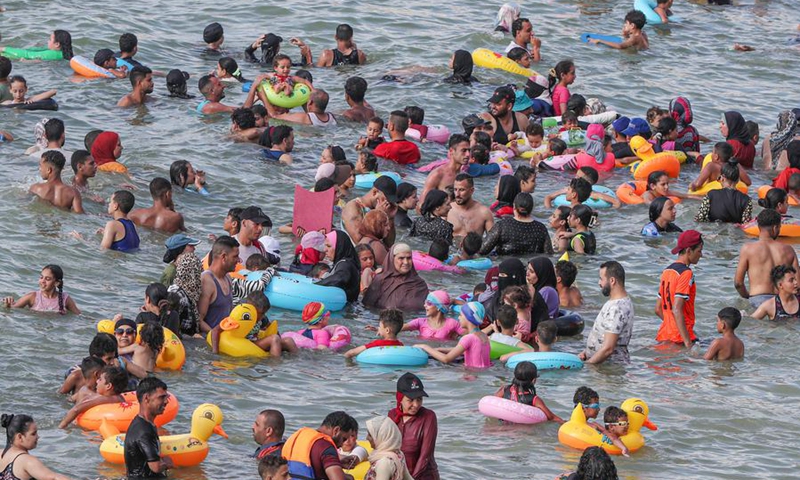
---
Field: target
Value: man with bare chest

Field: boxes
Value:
[447,174,493,237]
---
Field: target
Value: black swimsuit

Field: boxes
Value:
[491,113,520,145]
[332,48,360,65]
[1,453,29,480]
[774,294,800,319]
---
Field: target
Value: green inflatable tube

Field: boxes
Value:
[490,340,531,360]
[1,47,63,61]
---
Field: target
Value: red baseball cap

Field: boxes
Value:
[671,230,703,254]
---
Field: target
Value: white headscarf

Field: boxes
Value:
[495,3,521,33]
[367,416,404,464]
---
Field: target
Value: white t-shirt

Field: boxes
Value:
[237,240,265,265]
[584,297,634,363]
[505,41,530,54]
[491,332,521,347]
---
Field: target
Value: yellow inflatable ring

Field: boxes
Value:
[742,216,800,237]
[206,304,277,358]
[630,153,681,180]
[758,185,799,206]
[558,398,657,455]
[97,320,186,371]
[343,440,374,480]
[471,48,538,77]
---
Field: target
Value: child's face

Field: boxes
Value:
[606,415,629,436]
[667,128,678,141]
[378,320,392,338]
[623,20,634,35]
[216,64,226,77]
[254,114,267,128]
[583,398,600,419]
[520,175,536,193]
[715,317,725,334]
[10,81,27,102]
[104,58,118,69]
[359,250,375,270]
[274,59,291,76]
[564,119,578,129]
[79,156,98,177]
[366,122,383,140]
[549,209,565,229]
[341,431,357,452]
[39,268,60,293]
[568,212,580,228]
[96,373,113,395]
[563,67,577,85]
[527,134,544,149]
[518,53,532,68]
[652,175,670,195]
[100,353,117,365]
[778,273,798,294]
[565,186,576,201]
[267,464,290,480]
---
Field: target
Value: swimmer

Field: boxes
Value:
[258,456,290,480]
[343,175,397,245]
[354,149,378,175]
[447,232,482,265]
[29,150,84,213]
[230,107,262,142]
[259,125,294,164]
[704,307,744,360]
[58,365,128,429]
[262,53,312,97]
[415,302,491,369]
[405,106,428,141]
[371,110,421,165]
[642,170,688,204]
[355,244,376,291]
[129,177,185,234]
[694,160,753,223]
[548,60,575,117]
[118,322,164,373]
[117,66,154,107]
[203,22,224,52]
[214,56,248,87]
[2,264,80,314]
[1,75,56,105]
[165,69,194,99]
[545,167,621,208]
[485,304,528,349]
[558,204,597,254]
[314,23,367,67]
[493,361,563,422]
[656,230,703,348]
[100,190,140,252]
[197,73,264,115]
[170,159,208,196]
[319,145,346,165]
[508,123,545,161]
[117,33,144,69]
[396,291,462,341]
[0,54,11,103]
[394,182,417,229]
[589,10,649,51]
[275,89,337,127]
[544,177,592,208]
[480,86,530,145]
[70,150,97,192]
[69,356,106,403]
[505,18,541,62]
[245,292,298,356]
[421,135,472,207]
[549,206,571,250]
[344,308,405,358]
[252,104,268,127]
[341,76,375,122]
[506,47,532,68]
[556,260,583,308]
[515,165,537,193]
[752,265,800,321]
[93,48,127,78]
[654,0,674,24]
[689,142,751,191]
[600,407,631,456]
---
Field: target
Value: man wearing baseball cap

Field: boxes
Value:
[342,175,397,246]
[656,230,703,348]
[236,206,272,265]
[388,373,439,480]
[610,116,640,164]
[479,85,529,145]
[461,114,489,136]
[621,117,651,140]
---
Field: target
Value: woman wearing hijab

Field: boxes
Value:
[763,109,800,170]
[480,192,553,256]
[388,372,439,480]
[170,243,203,336]
[495,3,521,33]
[669,96,700,153]
[90,131,127,173]
[483,258,549,332]
[721,111,756,169]
[491,175,521,218]
[443,50,477,84]
[363,243,429,311]
[527,257,560,318]
[364,416,414,480]
[410,190,454,245]
[316,229,361,302]
[24,118,49,156]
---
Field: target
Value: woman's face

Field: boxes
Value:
[400,395,423,415]
[115,325,135,347]
[526,264,538,286]
[324,240,335,260]
[424,301,439,317]
[433,202,451,218]
[448,53,455,69]
[320,148,333,164]
[568,212,580,228]
[661,200,677,222]
[16,422,39,450]
[653,175,670,196]
[549,209,564,229]
[48,33,58,50]
[114,139,123,159]
[185,163,196,184]
[345,171,356,189]
[394,250,413,274]
[39,268,59,293]
[215,63,225,78]
[720,120,729,138]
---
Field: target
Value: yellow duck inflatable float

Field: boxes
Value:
[99,403,228,467]
[558,398,657,455]
[206,304,276,358]
[687,153,748,196]
[97,319,186,371]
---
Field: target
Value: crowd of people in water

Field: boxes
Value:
[0,1,799,479]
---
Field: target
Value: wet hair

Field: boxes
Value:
[507,47,529,63]
[2,413,35,455]
[444,185,455,203]
[428,239,450,262]
[314,177,336,192]
[335,24,355,41]
[420,189,448,218]
[44,118,64,142]
[169,160,192,188]
[646,106,666,125]
[231,107,256,129]
[656,116,677,138]
[561,110,579,125]
[258,453,288,479]
[379,309,404,335]
[272,53,291,68]
[42,150,66,171]
[246,253,271,271]
[566,95,586,117]
[536,320,558,345]
[571,204,596,228]
[79,356,106,378]
[198,75,215,95]
[718,307,741,331]
[320,411,358,434]
[646,170,668,191]
[462,232,482,256]
[139,321,165,356]
[554,205,571,226]
[514,192,534,216]
[270,125,293,146]
[525,123,544,138]
[355,242,375,257]
[309,89,330,111]
[41,264,66,314]
[359,151,379,172]
[771,264,797,287]
[511,361,538,394]
[573,386,599,405]
[345,76,368,102]
[71,150,92,174]
[470,144,490,164]
[245,290,271,316]
[8,75,26,87]
[0,56,11,78]
[576,447,619,480]
[368,116,385,130]
[756,208,781,229]
[53,30,74,59]
[129,65,152,88]
[714,141,733,162]
[309,263,330,278]
[101,365,129,394]
[89,332,118,359]
[496,304,518,330]
[600,260,625,286]
[448,133,470,150]
[556,260,578,287]
[227,207,243,227]
[515,164,537,183]
[84,130,103,151]
[511,17,530,37]
[295,69,313,84]
[396,182,417,203]
[404,106,425,126]
[603,406,626,424]
[251,104,267,119]
[119,33,138,54]
[503,285,531,308]
[745,120,759,141]
[578,166,599,185]
[473,282,487,297]
[149,177,172,200]
[789,173,800,192]
[570,177,592,203]
[144,281,178,325]
[549,137,568,155]
[758,188,787,209]
[720,159,740,183]
[625,9,647,29]
[467,133,490,153]
[135,376,168,403]
[648,196,671,223]
[388,110,410,133]
[112,190,135,214]
[219,57,245,82]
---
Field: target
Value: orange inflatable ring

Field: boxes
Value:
[76,391,179,432]
[630,153,681,180]
[202,253,245,280]
[69,55,115,79]
[758,185,799,206]
[97,162,129,174]
[615,181,681,205]
[741,216,800,237]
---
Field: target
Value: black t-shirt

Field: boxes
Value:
[612,141,635,159]
[124,415,165,479]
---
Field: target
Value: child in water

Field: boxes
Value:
[447,232,482,265]
[290,231,326,275]
[401,291,462,341]
[354,150,379,174]
[487,304,532,350]
[601,406,631,456]
[2,264,81,314]
[545,167,621,208]
[494,361,564,423]
[550,206,572,251]
[544,177,591,208]
[215,56,248,86]
[93,48,128,78]
[502,286,532,338]
[356,244,377,292]
[247,292,298,356]
[345,308,405,358]
[589,10,649,50]
[1,75,56,105]
[654,0,674,24]
[560,204,597,254]
[118,322,164,373]
[642,170,688,204]
[690,142,751,192]
[69,356,106,403]
[704,307,744,361]
[556,260,583,308]
[100,190,140,252]
[58,365,129,429]
[415,302,491,369]
[263,54,312,96]
[356,117,385,151]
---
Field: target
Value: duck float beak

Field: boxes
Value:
[643,419,658,431]
[213,425,229,439]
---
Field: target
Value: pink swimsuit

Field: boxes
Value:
[406,317,463,340]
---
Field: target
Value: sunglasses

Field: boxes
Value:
[585,403,601,410]
[606,421,629,427]
[115,328,135,335]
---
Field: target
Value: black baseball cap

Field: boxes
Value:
[462,114,489,132]
[397,372,428,399]
[203,22,224,44]
[240,206,272,226]
[263,33,283,49]
[373,175,397,203]
[487,86,516,104]
[166,69,190,87]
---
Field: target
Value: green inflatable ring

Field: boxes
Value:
[1,47,63,61]
[259,81,311,109]
[490,340,530,360]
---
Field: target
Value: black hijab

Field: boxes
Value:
[331,229,360,269]
[444,50,475,84]
[723,111,751,145]
[495,176,521,210]
[316,229,361,302]
[528,257,557,291]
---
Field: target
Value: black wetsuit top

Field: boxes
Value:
[492,113,520,145]
[124,416,166,479]
[332,48,360,65]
